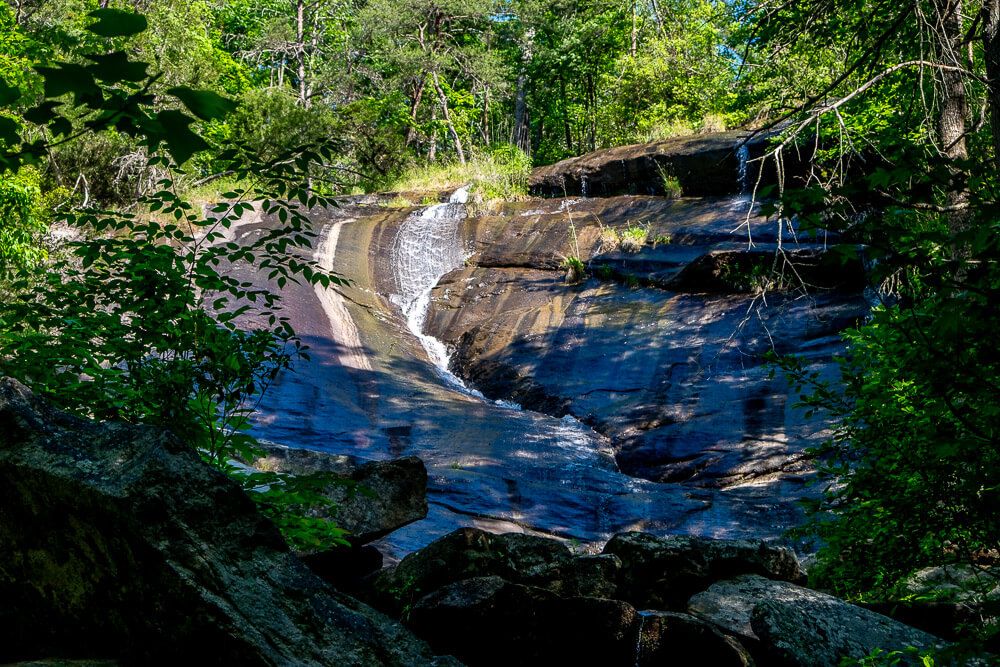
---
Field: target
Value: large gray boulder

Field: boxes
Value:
[0,378,453,666]
[603,532,806,609]
[369,527,576,614]
[688,575,944,665]
[252,443,428,545]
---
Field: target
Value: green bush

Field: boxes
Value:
[0,167,46,270]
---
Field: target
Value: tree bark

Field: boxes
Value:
[561,76,572,151]
[512,28,534,155]
[296,0,308,107]
[631,0,638,57]
[428,104,438,163]
[936,0,969,161]
[432,72,466,164]
[405,78,426,147]
[983,0,1000,164]
[481,85,491,145]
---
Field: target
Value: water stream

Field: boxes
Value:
[393,186,474,391]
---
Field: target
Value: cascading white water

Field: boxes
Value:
[393,186,474,388]
[736,143,750,195]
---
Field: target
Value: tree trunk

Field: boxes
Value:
[432,72,466,164]
[561,77,572,151]
[405,78,426,147]
[428,105,438,163]
[631,0,638,57]
[481,85,491,145]
[936,0,968,161]
[983,0,1000,164]
[296,0,308,107]
[512,28,535,155]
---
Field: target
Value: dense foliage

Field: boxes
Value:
[744,0,1000,651]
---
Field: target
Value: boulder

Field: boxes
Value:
[407,576,640,665]
[369,528,573,614]
[752,591,944,667]
[528,130,806,198]
[635,611,753,667]
[687,574,944,666]
[569,553,622,599]
[0,378,452,666]
[603,532,805,609]
[252,444,428,545]
[688,574,810,642]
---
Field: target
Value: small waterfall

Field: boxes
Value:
[393,186,474,388]
[634,611,648,667]
[737,143,750,195]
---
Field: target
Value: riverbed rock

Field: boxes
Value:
[0,377,451,666]
[635,611,753,667]
[528,131,785,198]
[422,195,869,520]
[369,527,574,613]
[252,443,429,545]
[688,574,806,642]
[751,590,944,666]
[687,574,943,665]
[604,532,805,609]
[408,576,641,665]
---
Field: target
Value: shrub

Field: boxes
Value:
[620,224,649,253]
[561,255,587,283]
[656,163,683,199]
[600,226,621,251]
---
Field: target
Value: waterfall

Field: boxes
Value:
[393,186,474,388]
[737,143,750,195]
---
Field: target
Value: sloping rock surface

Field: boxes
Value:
[0,378,452,666]
[528,130,806,198]
[425,196,868,495]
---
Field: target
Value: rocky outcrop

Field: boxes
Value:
[363,527,954,667]
[688,574,946,664]
[751,587,944,666]
[528,130,807,198]
[251,444,428,545]
[0,378,452,666]
[423,195,868,509]
[368,527,577,614]
[604,532,805,609]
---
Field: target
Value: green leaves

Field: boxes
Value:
[167,87,236,121]
[151,110,210,165]
[87,9,148,38]
[86,52,149,83]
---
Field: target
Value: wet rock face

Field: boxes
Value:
[425,195,868,499]
[528,130,808,198]
[0,378,447,666]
